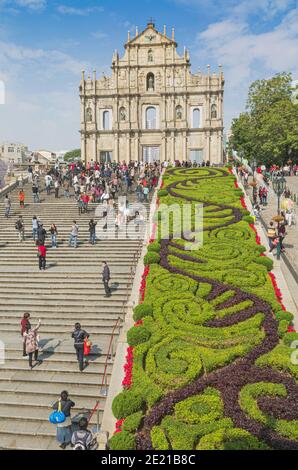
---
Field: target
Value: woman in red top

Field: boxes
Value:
[21,313,31,357]
[19,190,25,208]
[37,244,47,271]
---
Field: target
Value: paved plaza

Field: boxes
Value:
[247,176,298,275]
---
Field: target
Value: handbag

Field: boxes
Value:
[49,400,66,424]
[83,338,92,356]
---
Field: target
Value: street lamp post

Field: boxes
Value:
[272,176,286,260]
[250,158,258,205]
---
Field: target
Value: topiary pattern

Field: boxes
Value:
[110,167,298,451]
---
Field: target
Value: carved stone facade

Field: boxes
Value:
[79,22,224,164]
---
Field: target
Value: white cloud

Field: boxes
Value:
[0,0,46,10]
[194,8,298,128]
[172,0,295,20]
[91,30,108,40]
[0,39,89,149]
[57,5,104,16]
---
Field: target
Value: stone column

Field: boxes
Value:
[115,133,119,163]
[135,134,139,162]
[183,131,187,161]
[171,131,175,162]
[126,135,130,163]
[161,133,166,162]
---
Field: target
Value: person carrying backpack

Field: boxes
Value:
[15,216,25,242]
[71,417,98,450]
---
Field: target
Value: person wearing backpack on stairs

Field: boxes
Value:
[71,417,98,450]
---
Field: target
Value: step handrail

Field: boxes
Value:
[88,315,122,426]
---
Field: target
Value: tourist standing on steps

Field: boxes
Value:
[37,243,47,271]
[15,216,25,242]
[20,313,31,357]
[49,223,58,248]
[89,219,97,245]
[23,319,42,370]
[37,223,47,245]
[54,179,59,199]
[102,261,111,297]
[19,189,25,209]
[4,194,11,218]
[71,323,89,372]
[32,184,40,203]
[52,391,75,449]
[69,221,79,248]
[32,216,38,241]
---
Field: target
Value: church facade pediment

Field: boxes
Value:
[80,22,224,165]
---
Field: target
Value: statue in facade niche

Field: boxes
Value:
[119,107,126,121]
[148,49,153,62]
[176,106,182,120]
[148,74,154,90]
[86,107,92,122]
[211,104,217,119]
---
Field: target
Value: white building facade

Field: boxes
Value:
[80,22,224,165]
[0,142,28,164]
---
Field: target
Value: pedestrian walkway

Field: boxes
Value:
[246,175,298,274]
[0,182,148,449]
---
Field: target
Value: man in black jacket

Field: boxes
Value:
[37,224,47,245]
[102,261,111,297]
[71,323,89,372]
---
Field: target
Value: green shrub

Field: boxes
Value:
[158,189,168,198]
[147,241,161,253]
[151,426,170,450]
[144,251,161,265]
[256,344,298,379]
[109,430,136,450]
[112,390,144,419]
[275,310,294,323]
[278,319,289,338]
[133,303,153,321]
[127,325,151,346]
[242,215,255,224]
[197,428,269,450]
[255,256,273,272]
[283,331,298,346]
[123,411,143,432]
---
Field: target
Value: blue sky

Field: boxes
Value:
[0,0,297,150]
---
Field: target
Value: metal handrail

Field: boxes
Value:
[88,316,122,427]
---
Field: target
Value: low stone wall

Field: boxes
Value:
[0,176,29,199]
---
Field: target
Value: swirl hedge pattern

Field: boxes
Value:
[110,167,298,450]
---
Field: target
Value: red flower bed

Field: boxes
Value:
[122,346,134,389]
[240,197,247,209]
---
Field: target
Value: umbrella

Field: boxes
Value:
[281,198,294,210]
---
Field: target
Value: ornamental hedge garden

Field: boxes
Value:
[110,167,298,450]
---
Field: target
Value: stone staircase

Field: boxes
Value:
[0,182,147,449]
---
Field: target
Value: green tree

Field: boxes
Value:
[63,149,81,162]
[231,72,298,166]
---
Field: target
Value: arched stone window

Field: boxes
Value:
[103,110,110,130]
[146,106,156,129]
[192,108,201,128]
[176,105,182,120]
[147,73,155,91]
[211,104,217,119]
